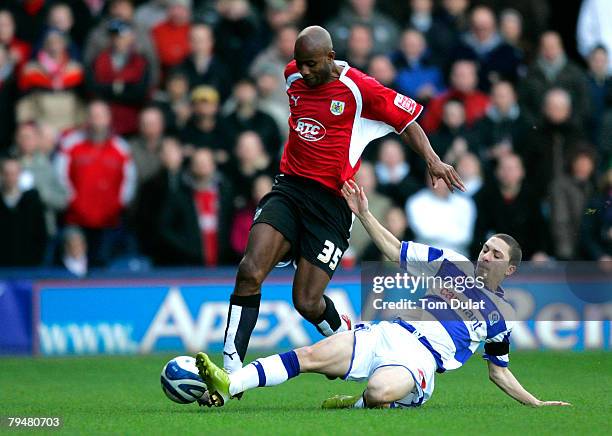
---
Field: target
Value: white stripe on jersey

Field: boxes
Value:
[398,241,515,371]
[337,63,395,168]
[285,72,302,90]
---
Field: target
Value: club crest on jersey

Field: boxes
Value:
[488,310,500,326]
[330,100,345,115]
[295,117,326,141]
[394,93,417,114]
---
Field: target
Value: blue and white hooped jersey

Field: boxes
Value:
[398,241,515,372]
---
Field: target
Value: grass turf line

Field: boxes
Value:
[0,351,610,435]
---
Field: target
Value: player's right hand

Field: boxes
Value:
[341,180,369,217]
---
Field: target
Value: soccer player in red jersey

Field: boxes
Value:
[221,26,465,376]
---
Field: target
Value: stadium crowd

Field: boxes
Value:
[0,0,610,276]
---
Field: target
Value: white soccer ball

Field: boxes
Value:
[160,356,207,404]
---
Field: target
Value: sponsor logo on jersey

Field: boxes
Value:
[294,118,326,141]
[290,95,300,106]
[394,93,417,114]
[330,100,345,115]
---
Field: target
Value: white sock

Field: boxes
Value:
[229,351,300,396]
[223,305,243,373]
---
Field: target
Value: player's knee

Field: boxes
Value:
[293,294,321,321]
[235,257,266,293]
[365,384,397,406]
[295,345,317,371]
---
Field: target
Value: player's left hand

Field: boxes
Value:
[536,400,572,407]
[427,160,466,193]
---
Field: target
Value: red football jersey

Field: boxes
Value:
[280,60,423,194]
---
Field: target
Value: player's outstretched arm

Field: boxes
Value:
[487,362,571,407]
[341,180,401,262]
[401,122,465,193]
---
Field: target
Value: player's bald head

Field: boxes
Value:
[295,26,333,57]
[293,26,337,87]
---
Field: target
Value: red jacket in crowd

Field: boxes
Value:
[420,88,490,133]
[18,52,83,92]
[150,20,190,71]
[56,129,136,229]
[89,49,151,135]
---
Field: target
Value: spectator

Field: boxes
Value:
[133,136,184,264]
[175,23,232,102]
[60,226,87,277]
[254,65,291,142]
[227,131,274,207]
[0,44,18,148]
[0,9,31,69]
[230,174,273,258]
[452,5,522,91]
[520,88,587,200]
[519,31,591,127]
[14,121,68,238]
[151,0,191,75]
[499,9,531,63]
[130,107,166,185]
[221,79,282,158]
[349,161,392,260]
[472,153,548,260]
[261,0,306,38]
[153,70,191,134]
[550,147,597,260]
[456,152,483,197]
[374,137,420,207]
[420,60,489,133]
[438,0,470,38]
[86,19,151,136]
[478,0,550,48]
[84,0,160,87]
[341,24,374,72]
[38,122,58,155]
[390,28,443,103]
[429,99,475,165]
[473,81,528,171]
[402,0,458,69]
[361,206,412,261]
[367,55,398,90]
[158,147,234,265]
[250,24,298,103]
[581,168,612,264]
[0,157,47,266]
[213,0,263,82]
[17,29,85,132]
[406,173,476,256]
[55,100,136,266]
[585,45,612,154]
[41,3,82,60]
[577,0,612,74]
[180,85,231,164]
[134,0,168,31]
[327,0,399,56]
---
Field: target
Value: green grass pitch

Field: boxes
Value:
[1,351,610,435]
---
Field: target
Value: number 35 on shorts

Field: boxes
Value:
[317,240,343,270]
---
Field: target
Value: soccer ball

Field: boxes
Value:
[160,356,207,404]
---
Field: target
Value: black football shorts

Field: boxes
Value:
[252,174,353,278]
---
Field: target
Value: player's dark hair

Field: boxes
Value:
[492,233,522,267]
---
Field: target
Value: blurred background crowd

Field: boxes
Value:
[0,0,610,277]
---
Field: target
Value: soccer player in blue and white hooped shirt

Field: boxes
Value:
[195,180,570,409]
